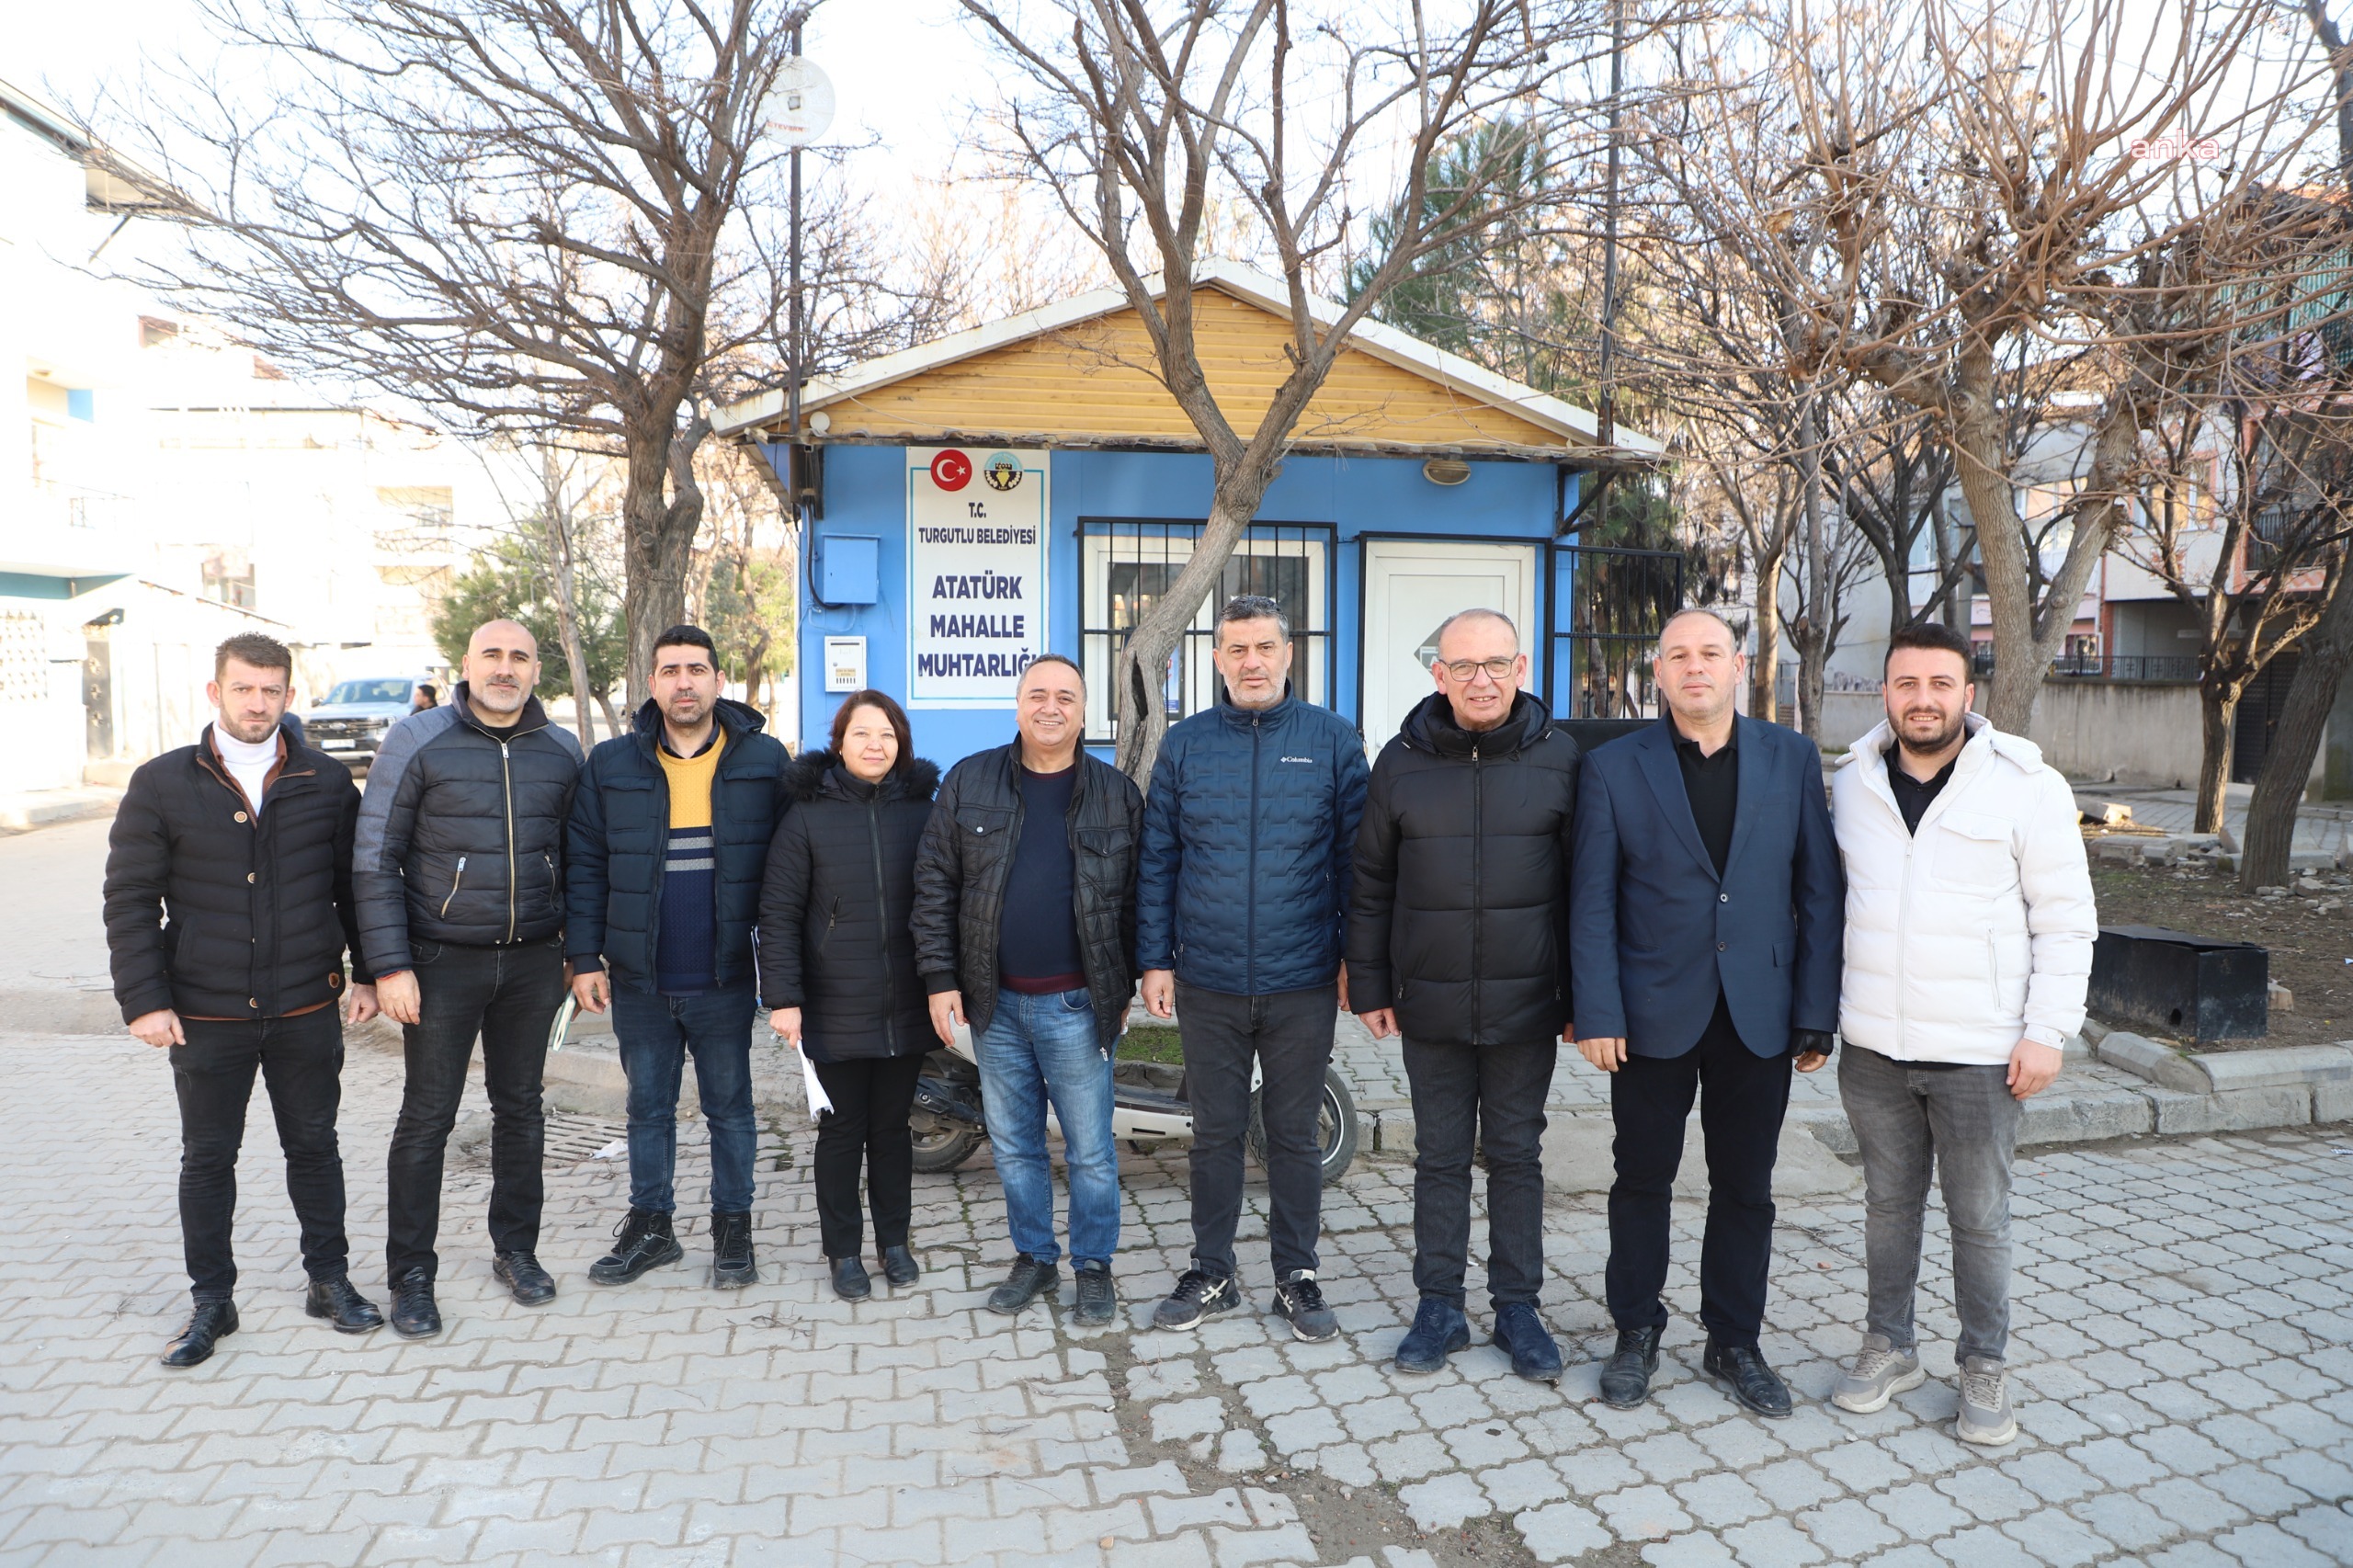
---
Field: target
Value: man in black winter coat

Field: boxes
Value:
[566,626,789,1291]
[354,619,584,1337]
[1348,609,1580,1384]
[910,654,1144,1326]
[103,633,385,1367]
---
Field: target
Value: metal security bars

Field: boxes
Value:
[1551,544,1686,720]
[1076,519,1334,744]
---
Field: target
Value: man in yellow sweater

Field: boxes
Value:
[566,625,790,1288]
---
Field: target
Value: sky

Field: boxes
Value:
[11,0,987,214]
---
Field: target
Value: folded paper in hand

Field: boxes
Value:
[801,1051,833,1120]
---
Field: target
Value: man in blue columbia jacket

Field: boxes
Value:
[1137,595,1369,1341]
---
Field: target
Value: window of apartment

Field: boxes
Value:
[1075,520,1332,744]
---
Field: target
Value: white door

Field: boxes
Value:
[1360,539,1540,751]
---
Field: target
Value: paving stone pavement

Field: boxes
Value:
[4,1028,2352,1568]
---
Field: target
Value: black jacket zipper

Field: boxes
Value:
[868,792,896,1055]
[1247,710,1262,994]
[1471,741,1483,1041]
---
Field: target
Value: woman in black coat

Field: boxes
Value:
[758,690,939,1301]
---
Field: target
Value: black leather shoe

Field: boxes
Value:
[304,1275,384,1334]
[831,1256,873,1301]
[162,1301,238,1368]
[880,1244,920,1289]
[1705,1339,1793,1417]
[588,1207,684,1286]
[1599,1326,1663,1408]
[986,1254,1060,1315]
[494,1251,556,1306]
[390,1268,441,1339]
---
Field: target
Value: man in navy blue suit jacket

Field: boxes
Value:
[1569,608,1843,1417]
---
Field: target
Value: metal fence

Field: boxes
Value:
[1551,545,1687,720]
[2046,653,2200,683]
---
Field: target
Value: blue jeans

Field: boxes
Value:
[974,987,1119,1267]
[610,983,759,1215]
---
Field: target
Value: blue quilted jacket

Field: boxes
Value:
[1137,693,1370,995]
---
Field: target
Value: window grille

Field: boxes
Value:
[1076,519,1333,744]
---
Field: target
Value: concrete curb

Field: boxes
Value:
[2088,1020,2353,1128]
[0,788,120,835]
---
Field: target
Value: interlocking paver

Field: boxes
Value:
[2,999,2350,1567]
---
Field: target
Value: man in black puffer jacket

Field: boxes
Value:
[104,633,384,1368]
[353,619,584,1337]
[1348,609,1580,1384]
[565,626,790,1291]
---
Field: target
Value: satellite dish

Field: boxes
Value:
[767,57,836,148]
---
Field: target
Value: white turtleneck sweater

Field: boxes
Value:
[216,727,280,816]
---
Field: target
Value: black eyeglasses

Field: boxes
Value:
[1438,657,1517,681]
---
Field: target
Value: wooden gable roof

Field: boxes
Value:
[718,260,1661,460]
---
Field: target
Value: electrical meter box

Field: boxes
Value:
[815,534,881,605]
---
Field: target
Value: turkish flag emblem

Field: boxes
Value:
[930,449,973,492]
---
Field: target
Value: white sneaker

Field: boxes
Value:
[1831,1332,1927,1414]
[1955,1356,2018,1446]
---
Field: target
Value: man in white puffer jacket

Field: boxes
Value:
[1827,623,2096,1448]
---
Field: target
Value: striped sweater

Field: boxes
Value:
[654,729,725,993]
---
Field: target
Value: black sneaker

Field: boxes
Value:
[986,1254,1060,1315]
[1152,1267,1241,1331]
[587,1207,684,1286]
[1271,1269,1339,1343]
[1073,1262,1118,1327]
[710,1211,757,1290]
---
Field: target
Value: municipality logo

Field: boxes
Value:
[982,451,1025,493]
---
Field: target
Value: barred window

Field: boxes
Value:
[1076,520,1332,744]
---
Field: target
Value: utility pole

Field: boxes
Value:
[1597,0,1626,450]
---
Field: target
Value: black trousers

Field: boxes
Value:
[1606,994,1793,1348]
[1178,981,1338,1281]
[811,1052,926,1258]
[171,1008,350,1302]
[384,937,565,1280]
[1402,1035,1557,1309]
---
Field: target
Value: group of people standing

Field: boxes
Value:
[105,592,2093,1450]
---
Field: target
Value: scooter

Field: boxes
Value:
[910,1017,1360,1185]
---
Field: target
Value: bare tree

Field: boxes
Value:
[102,0,946,694]
[961,0,1624,779]
[1836,0,2330,734]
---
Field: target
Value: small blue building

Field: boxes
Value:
[715,262,1662,764]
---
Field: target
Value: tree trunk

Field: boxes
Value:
[1111,472,1279,783]
[1798,393,1828,742]
[620,411,709,702]
[2193,680,2238,833]
[2239,572,2353,889]
[540,455,597,751]
[1749,539,1784,722]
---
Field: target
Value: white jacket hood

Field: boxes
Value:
[1831,713,2097,1064]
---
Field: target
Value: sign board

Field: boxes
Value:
[822,635,867,694]
[905,447,1049,708]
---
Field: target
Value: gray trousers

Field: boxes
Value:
[1403,1037,1556,1310]
[1838,1044,2023,1364]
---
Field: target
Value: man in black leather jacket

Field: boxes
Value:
[910,654,1143,1325]
[353,619,583,1337]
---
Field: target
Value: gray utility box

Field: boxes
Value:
[2088,925,2268,1043]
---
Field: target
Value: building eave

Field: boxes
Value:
[715,258,1665,460]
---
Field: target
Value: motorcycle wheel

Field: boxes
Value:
[910,1110,983,1173]
[1246,1067,1359,1186]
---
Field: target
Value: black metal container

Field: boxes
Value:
[2087,925,2268,1043]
